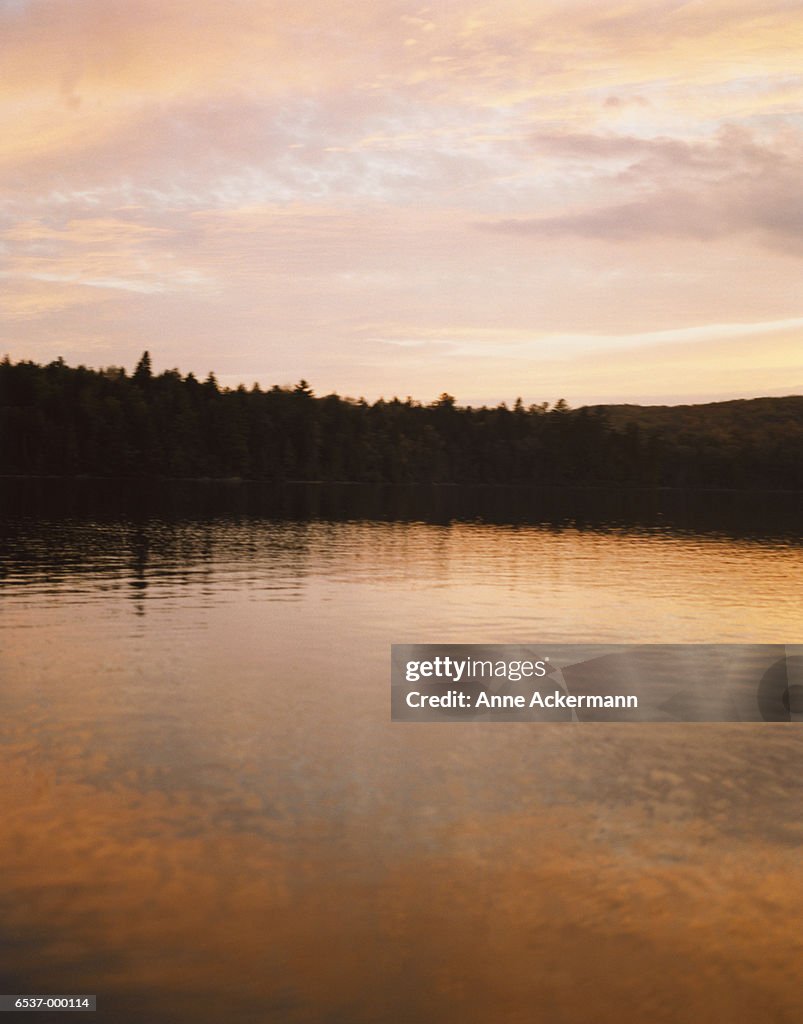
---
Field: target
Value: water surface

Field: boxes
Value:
[1,483,801,1022]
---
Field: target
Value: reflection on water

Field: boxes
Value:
[0,483,801,1023]
[2,477,802,541]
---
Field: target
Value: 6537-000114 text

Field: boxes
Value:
[0,996,97,1012]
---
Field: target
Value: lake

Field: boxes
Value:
[1,482,801,1023]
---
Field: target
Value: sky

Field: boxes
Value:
[1,0,801,406]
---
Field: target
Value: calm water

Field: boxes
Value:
[1,484,801,1023]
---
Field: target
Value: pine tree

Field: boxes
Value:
[133,351,152,386]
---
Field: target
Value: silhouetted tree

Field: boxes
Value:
[0,355,800,489]
[133,351,152,386]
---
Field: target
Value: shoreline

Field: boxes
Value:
[1,475,802,495]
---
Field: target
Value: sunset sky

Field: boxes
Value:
[1,0,801,405]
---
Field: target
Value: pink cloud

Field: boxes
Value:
[1,0,802,403]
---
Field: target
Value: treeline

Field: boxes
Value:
[1,354,801,489]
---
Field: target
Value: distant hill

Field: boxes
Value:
[581,396,803,491]
[588,396,803,433]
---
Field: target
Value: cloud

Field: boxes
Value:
[482,127,803,254]
[0,214,212,308]
[1,1,802,402]
[603,95,650,109]
[372,316,803,359]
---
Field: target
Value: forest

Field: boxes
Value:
[1,353,801,490]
